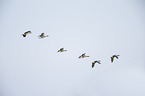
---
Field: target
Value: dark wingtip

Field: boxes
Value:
[22,34,26,37]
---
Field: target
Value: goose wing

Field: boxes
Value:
[92,62,95,68]
[111,57,114,63]
[114,55,119,59]
[57,48,63,52]
[22,34,26,37]
[40,33,44,36]
[60,48,64,51]
[82,53,85,56]
[24,31,31,34]
[27,31,31,33]
[24,31,28,34]
[96,61,101,64]
[78,55,82,58]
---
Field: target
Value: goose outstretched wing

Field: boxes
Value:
[40,33,44,36]
[92,63,95,68]
[111,57,114,62]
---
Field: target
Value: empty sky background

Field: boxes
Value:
[0,0,145,96]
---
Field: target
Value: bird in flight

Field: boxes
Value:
[111,55,120,63]
[22,31,32,37]
[78,53,89,59]
[57,48,67,52]
[39,33,49,39]
[92,60,101,68]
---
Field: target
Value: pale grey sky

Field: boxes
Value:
[0,0,145,96]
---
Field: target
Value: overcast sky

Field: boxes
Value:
[0,0,145,96]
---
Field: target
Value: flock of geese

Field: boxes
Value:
[22,31,48,39]
[22,31,120,68]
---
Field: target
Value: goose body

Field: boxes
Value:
[57,48,67,52]
[92,60,101,68]
[78,53,89,59]
[39,33,49,38]
[111,55,120,63]
[22,31,32,37]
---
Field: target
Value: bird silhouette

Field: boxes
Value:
[39,33,48,38]
[57,48,67,52]
[78,53,89,59]
[111,55,120,63]
[92,60,101,68]
[22,31,32,37]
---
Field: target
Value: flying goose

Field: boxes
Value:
[57,48,67,52]
[92,60,101,68]
[39,33,49,38]
[78,53,89,59]
[22,31,32,37]
[111,55,120,63]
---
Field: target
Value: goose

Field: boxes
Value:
[111,55,120,63]
[92,60,101,68]
[57,48,67,52]
[78,53,89,59]
[39,33,48,38]
[22,31,32,37]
